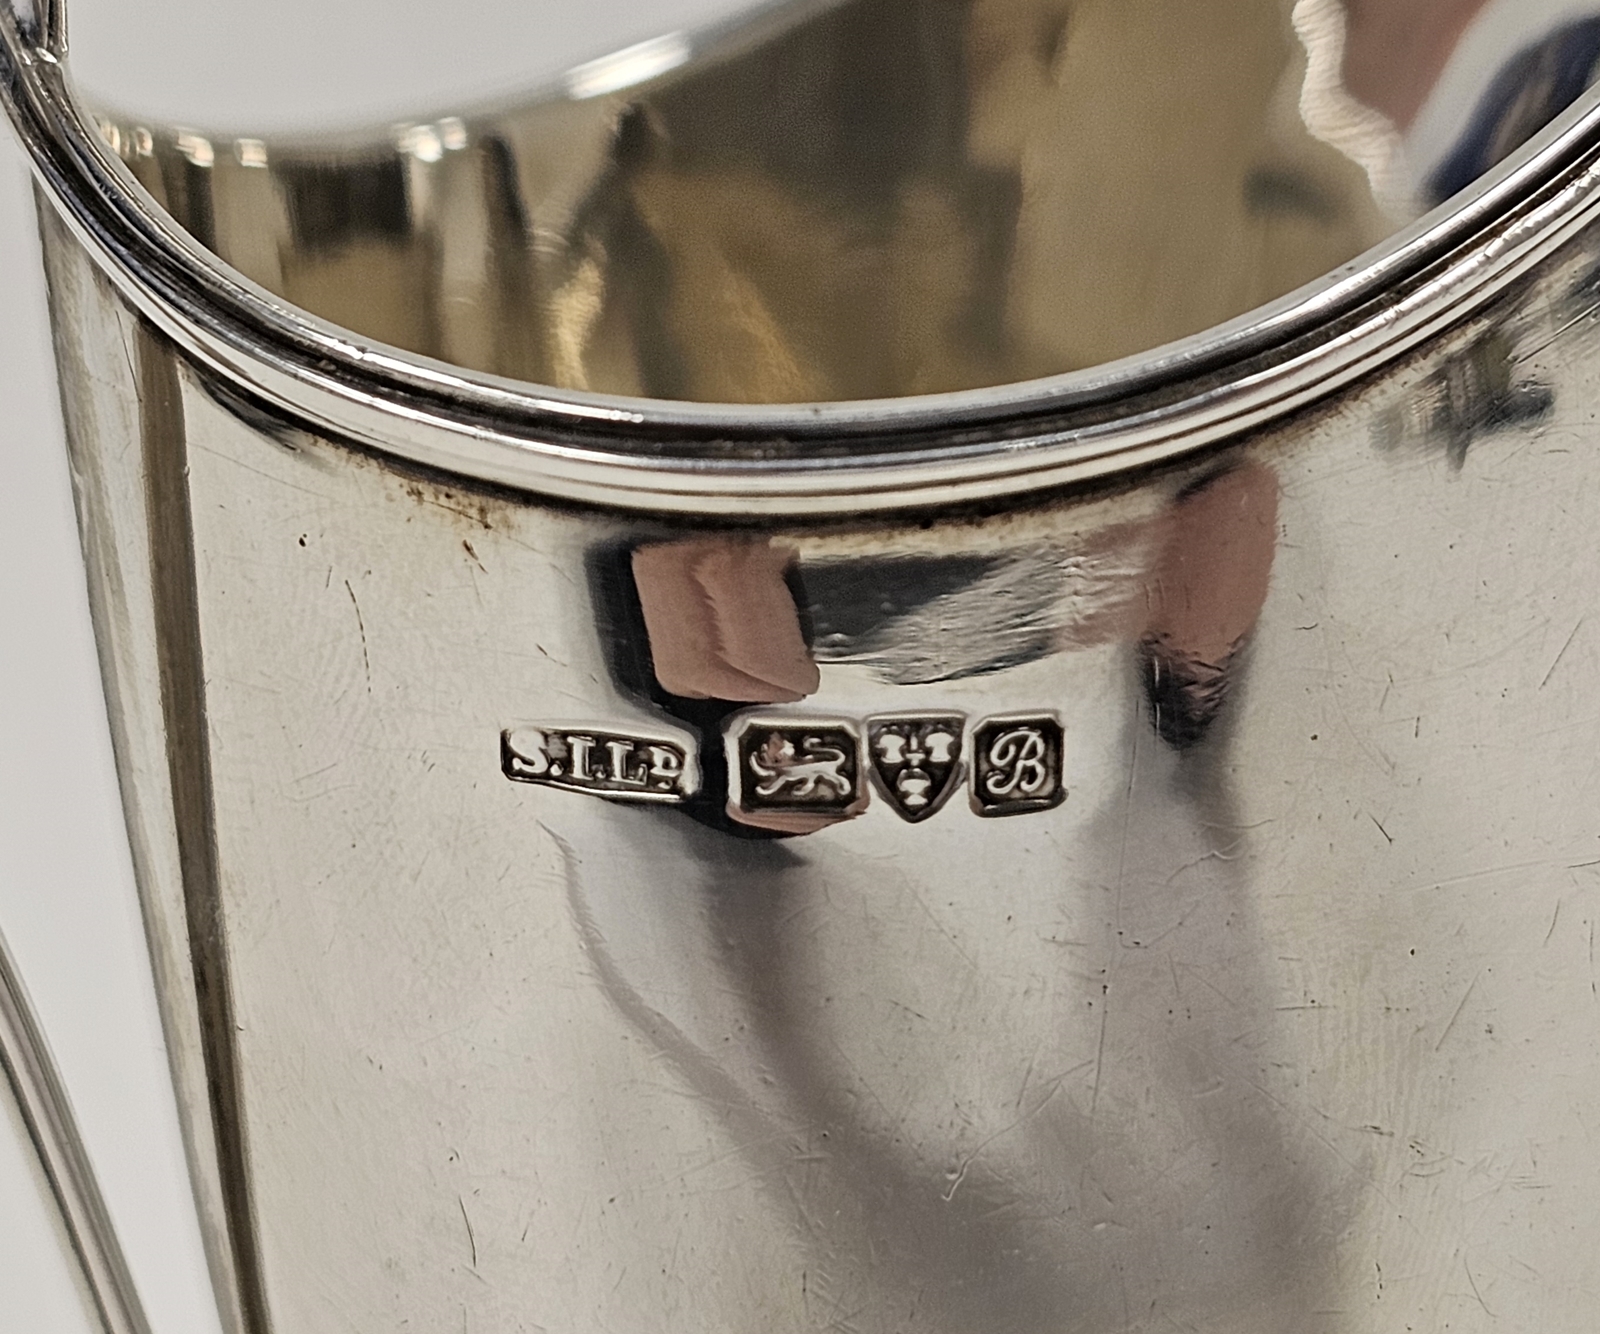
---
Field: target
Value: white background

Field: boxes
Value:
[0,2,743,1329]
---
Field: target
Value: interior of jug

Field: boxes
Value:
[77,0,1600,403]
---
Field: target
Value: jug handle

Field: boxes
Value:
[0,924,153,1334]
[6,0,66,62]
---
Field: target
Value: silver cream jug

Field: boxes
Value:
[6,0,1600,1330]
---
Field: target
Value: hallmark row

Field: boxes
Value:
[502,712,1066,823]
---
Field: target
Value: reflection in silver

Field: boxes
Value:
[394,121,442,163]
[171,128,212,168]
[564,31,693,100]
[1291,0,1412,217]
[82,0,1412,402]
[70,0,1600,414]
[232,138,266,169]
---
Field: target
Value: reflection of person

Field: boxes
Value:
[1343,0,1600,204]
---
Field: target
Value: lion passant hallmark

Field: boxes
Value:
[503,711,1064,823]
[726,718,869,827]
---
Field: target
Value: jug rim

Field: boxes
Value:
[6,3,1600,515]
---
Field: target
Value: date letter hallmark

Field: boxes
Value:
[502,725,698,804]
[867,714,964,822]
[726,717,867,826]
[971,715,1065,817]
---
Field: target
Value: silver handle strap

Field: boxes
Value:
[0,925,153,1334]
[7,0,65,59]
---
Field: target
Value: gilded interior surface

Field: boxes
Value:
[87,0,1599,404]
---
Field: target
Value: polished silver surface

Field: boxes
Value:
[0,925,154,1334]
[11,1,1600,1332]
[37,220,1600,1331]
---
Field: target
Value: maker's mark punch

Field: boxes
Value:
[502,726,698,803]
